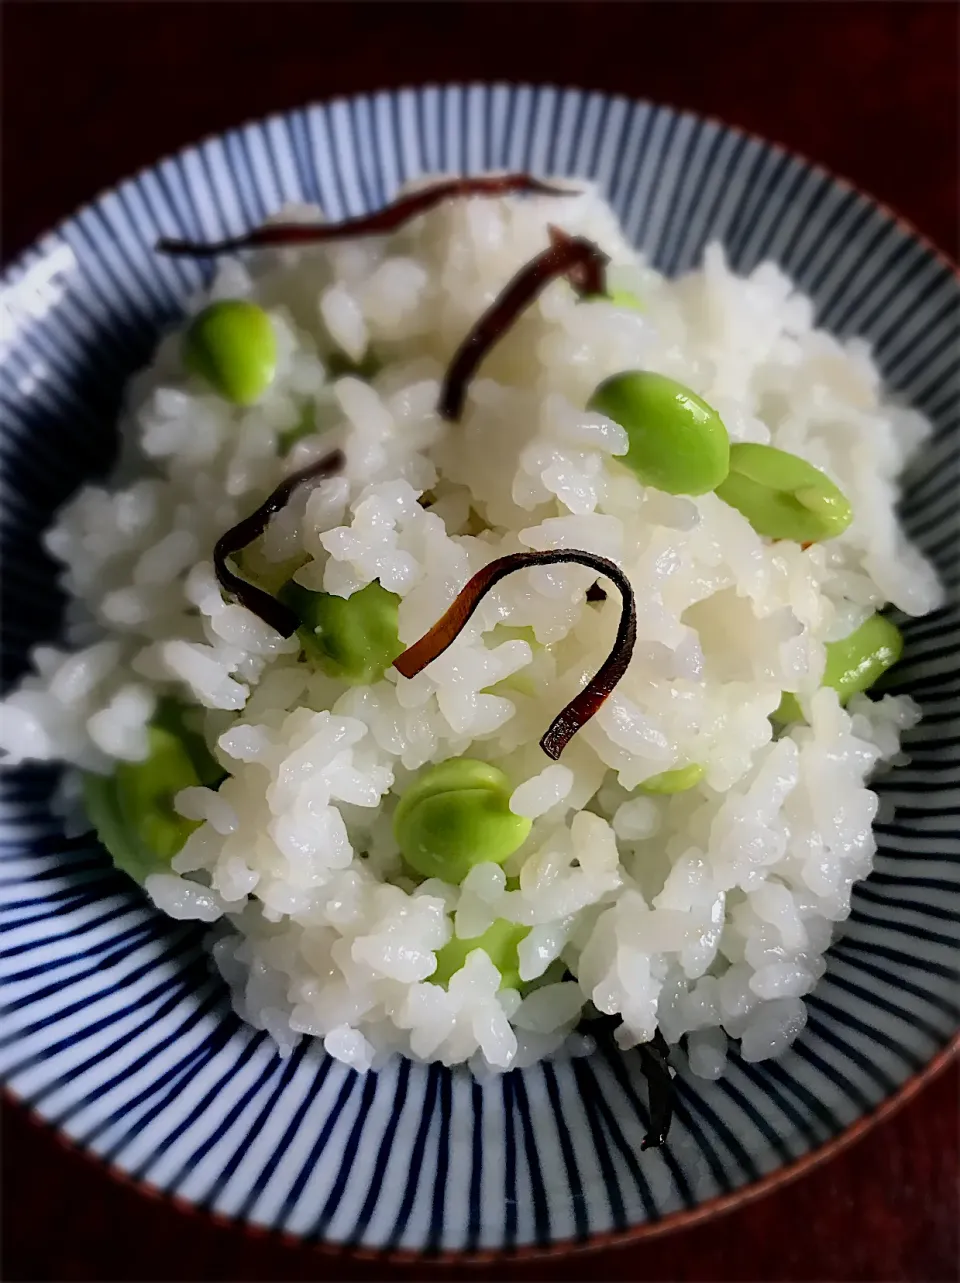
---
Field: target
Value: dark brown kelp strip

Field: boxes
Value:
[393,549,635,759]
[639,1030,675,1151]
[546,223,606,295]
[213,449,345,636]
[438,229,609,421]
[157,175,574,256]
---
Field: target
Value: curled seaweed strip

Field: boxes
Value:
[438,229,609,421]
[213,450,345,636]
[157,175,574,256]
[393,549,635,759]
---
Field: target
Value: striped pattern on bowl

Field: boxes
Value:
[1,85,957,1254]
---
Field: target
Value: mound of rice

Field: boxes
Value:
[0,179,942,1078]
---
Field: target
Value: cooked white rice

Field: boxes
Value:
[0,178,942,1078]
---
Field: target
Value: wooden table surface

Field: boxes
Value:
[3,3,958,1280]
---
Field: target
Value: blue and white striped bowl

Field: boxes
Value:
[1,85,957,1258]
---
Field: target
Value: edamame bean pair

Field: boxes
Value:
[393,760,532,991]
[588,371,853,544]
[184,301,852,548]
[85,712,527,991]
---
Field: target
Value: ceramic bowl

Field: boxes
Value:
[1,84,957,1257]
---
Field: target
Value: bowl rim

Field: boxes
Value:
[2,83,958,1263]
[2,80,957,284]
[6,1042,957,1265]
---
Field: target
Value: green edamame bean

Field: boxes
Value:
[83,712,223,885]
[280,579,403,685]
[775,612,904,723]
[608,288,644,312]
[584,288,644,312]
[637,763,705,794]
[237,544,306,597]
[432,918,529,989]
[587,371,730,496]
[824,612,904,697]
[715,443,852,543]
[184,300,277,405]
[773,691,803,724]
[401,759,508,805]
[394,759,532,883]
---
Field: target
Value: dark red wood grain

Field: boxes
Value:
[2,0,958,262]
[2,3,958,1280]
